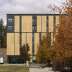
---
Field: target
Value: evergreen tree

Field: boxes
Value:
[20,43,30,63]
[0,19,4,48]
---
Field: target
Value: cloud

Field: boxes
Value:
[0,0,66,25]
[0,0,65,13]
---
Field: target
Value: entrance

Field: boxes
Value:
[7,55,25,64]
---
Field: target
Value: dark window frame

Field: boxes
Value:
[32,16,37,32]
[7,15,14,32]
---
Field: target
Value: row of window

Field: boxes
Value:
[7,15,38,32]
[7,15,58,32]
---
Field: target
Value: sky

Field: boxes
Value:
[0,0,66,25]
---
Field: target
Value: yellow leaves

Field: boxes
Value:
[36,36,50,63]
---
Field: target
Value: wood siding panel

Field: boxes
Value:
[14,16,20,32]
[27,33,32,55]
[14,33,20,55]
[56,16,60,32]
[7,33,14,55]
[42,16,46,32]
[22,16,32,32]
[49,16,54,32]
[34,33,39,55]
[22,33,27,46]
[37,16,41,32]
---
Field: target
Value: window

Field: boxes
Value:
[32,16,37,26]
[46,16,49,32]
[32,26,37,32]
[7,15,14,32]
[32,21,37,26]
[47,32,51,48]
[7,26,14,32]
[8,18,13,22]
[32,16,37,32]
[32,33,34,56]
[8,18,14,26]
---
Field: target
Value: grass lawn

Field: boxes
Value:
[0,64,29,72]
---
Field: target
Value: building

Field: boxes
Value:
[7,14,60,63]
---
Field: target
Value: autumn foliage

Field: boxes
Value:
[36,36,49,63]
[53,0,72,62]
[36,0,72,64]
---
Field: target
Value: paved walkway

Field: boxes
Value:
[29,67,55,72]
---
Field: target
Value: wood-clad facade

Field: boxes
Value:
[7,14,60,63]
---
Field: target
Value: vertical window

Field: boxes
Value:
[32,16,37,32]
[32,16,37,26]
[51,32,53,46]
[48,32,51,48]
[46,16,49,32]
[7,15,14,32]
[32,26,37,32]
[32,33,34,56]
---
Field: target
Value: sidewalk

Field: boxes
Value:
[29,67,54,72]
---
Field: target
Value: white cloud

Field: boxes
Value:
[0,0,66,25]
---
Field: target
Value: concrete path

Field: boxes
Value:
[29,67,55,72]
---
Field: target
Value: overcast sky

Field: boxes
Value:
[0,0,66,25]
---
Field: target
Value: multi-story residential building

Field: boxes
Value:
[7,14,60,63]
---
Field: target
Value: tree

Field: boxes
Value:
[36,36,50,64]
[25,43,30,61]
[0,19,4,48]
[52,0,72,64]
[3,26,6,48]
[36,0,72,64]
[20,43,30,63]
[64,0,72,15]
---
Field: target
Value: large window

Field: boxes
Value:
[7,15,14,32]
